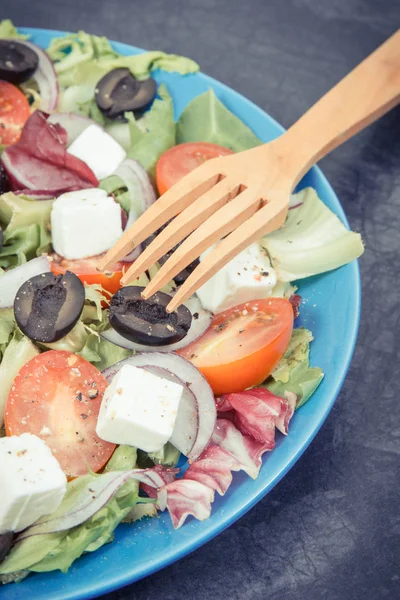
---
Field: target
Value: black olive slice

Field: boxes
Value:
[14,271,85,343]
[95,68,157,119]
[143,221,200,285]
[0,532,13,563]
[109,286,192,346]
[0,40,39,85]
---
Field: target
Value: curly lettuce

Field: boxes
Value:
[0,19,29,40]
[0,193,54,268]
[48,30,198,114]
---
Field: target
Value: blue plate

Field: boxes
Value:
[0,28,361,600]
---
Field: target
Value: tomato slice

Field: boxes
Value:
[156,142,233,195]
[5,351,115,478]
[50,253,125,295]
[0,81,31,145]
[178,299,294,396]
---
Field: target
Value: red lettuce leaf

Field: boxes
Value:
[1,111,98,193]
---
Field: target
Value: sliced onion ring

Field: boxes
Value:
[110,158,156,262]
[102,352,216,461]
[0,256,50,309]
[114,158,157,223]
[12,39,58,112]
[101,296,211,352]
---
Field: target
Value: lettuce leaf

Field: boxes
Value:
[127,84,176,179]
[261,188,364,282]
[0,308,15,348]
[99,174,131,213]
[78,330,132,371]
[0,19,29,40]
[263,328,324,408]
[47,31,198,114]
[0,446,140,577]
[176,89,261,151]
[0,193,54,268]
[147,442,181,467]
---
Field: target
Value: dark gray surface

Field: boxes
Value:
[3,0,400,598]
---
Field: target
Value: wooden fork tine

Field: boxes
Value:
[166,198,289,313]
[98,168,220,271]
[139,187,265,298]
[120,177,240,285]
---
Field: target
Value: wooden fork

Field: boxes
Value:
[99,29,400,312]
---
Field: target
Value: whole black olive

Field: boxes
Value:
[0,532,13,563]
[143,221,200,285]
[0,165,11,195]
[109,286,192,346]
[0,40,39,85]
[95,68,157,119]
[14,271,85,343]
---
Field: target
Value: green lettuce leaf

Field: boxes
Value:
[0,446,140,577]
[99,174,131,213]
[261,187,364,282]
[147,442,181,467]
[127,84,176,179]
[0,193,54,268]
[0,329,39,428]
[0,308,15,347]
[0,19,29,40]
[47,31,198,114]
[263,327,324,408]
[78,331,132,371]
[176,89,261,151]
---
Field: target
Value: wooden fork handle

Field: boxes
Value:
[282,28,400,184]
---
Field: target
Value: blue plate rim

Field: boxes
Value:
[1,27,361,600]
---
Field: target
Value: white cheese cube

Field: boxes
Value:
[0,433,67,534]
[51,188,123,259]
[67,124,126,180]
[96,364,183,453]
[196,242,277,314]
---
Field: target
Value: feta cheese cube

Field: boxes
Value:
[0,433,67,534]
[67,124,126,180]
[51,188,123,259]
[196,242,277,314]
[96,364,183,453]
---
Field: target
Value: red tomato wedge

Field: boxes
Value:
[5,351,115,478]
[156,142,233,195]
[50,254,125,295]
[0,81,31,145]
[178,298,294,396]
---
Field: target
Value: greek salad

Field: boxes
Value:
[0,20,364,584]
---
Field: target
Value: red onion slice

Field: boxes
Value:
[102,352,216,461]
[111,159,156,262]
[16,466,176,542]
[12,39,59,112]
[100,296,212,352]
[48,113,97,146]
[0,256,50,309]
[114,158,157,220]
